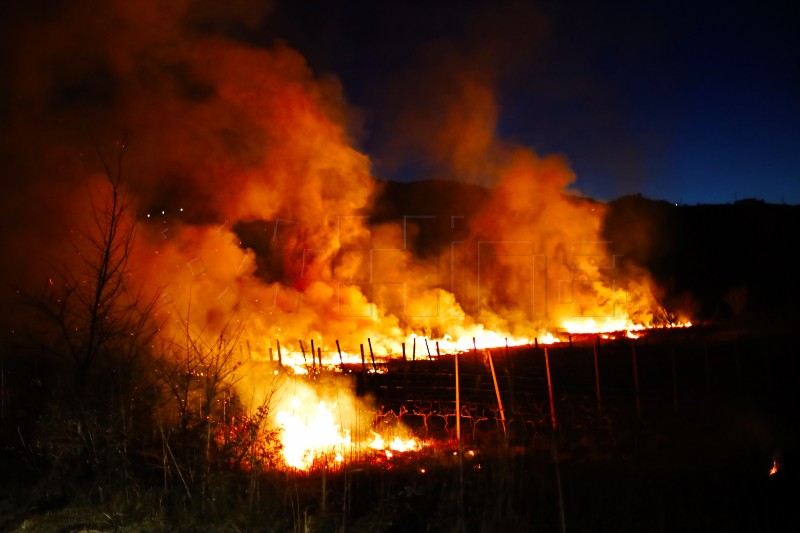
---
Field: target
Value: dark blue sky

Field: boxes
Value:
[264,0,800,205]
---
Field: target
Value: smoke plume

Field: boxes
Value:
[1,1,665,367]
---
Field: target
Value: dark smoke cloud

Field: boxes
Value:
[369,1,546,186]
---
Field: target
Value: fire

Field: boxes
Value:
[561,317,693,337]
[436,332,539,354]
[561,317,645,334]
[276,399,352,470]
[367,432,421,453]
[538,332,561,344]
[769,457,779,476]
[267,375,424,471]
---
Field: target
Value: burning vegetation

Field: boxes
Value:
[4,2,794,532]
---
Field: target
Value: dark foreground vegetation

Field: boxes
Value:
[2,324,798,532]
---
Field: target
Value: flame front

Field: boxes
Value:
[266,376,424,471]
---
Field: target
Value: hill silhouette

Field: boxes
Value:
[373,180,800,328]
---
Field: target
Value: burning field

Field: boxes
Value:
[0,1,798,532]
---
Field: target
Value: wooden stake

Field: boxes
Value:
[1,353,4,434]
[310,339,316,368]
[402,342,406,361]
[336,340,343,369]
[425,338,432,360]
[504,366,515,418]
[436,341,441,360]
[368,338,376,371]
[321,462,327,512]
[551,437,567,533]
[454,351,461,445]
[703,340,711,405]
[632,341,641,420]
[593,336,603,417]
[1,352,4,432]
[412,337,416,362]
[269,347,273,362]
[318,347,322,368]
[360,344,366,373]
[276,339,282,367]
[734,342,742,399]
[300,340,310,370]
[544,347,557,431]
[487,350,506,440]
[671,345,678,414]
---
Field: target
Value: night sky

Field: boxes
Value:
[2,0,798,205]
[261,0,800,204]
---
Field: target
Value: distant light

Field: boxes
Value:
[674,203,678,206]
[146,214,150,218]
[161,210,165,215]
[180,208,184,212]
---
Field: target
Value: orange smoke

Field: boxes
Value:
[3,1,684,467]
[466,148,664,332]
[4,0,675,353]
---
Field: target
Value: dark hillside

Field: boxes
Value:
[372,180,800,326]
[605,195,800,325]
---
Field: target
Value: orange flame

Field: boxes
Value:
[267,376,424,471]
[368,432,421,453]
[276,399,352,470]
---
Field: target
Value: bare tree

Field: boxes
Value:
[32,141,158,397]
[20,141,161,497]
